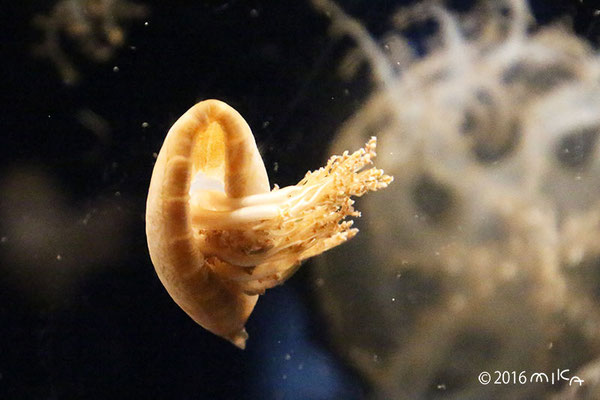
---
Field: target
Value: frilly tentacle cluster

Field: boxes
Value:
[195,138,392,295]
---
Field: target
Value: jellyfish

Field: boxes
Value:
[145,99,391,348]
[310,0,600,398]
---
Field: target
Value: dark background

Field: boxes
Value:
[1,0,598,399]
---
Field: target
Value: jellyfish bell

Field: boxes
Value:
[146,99,392,348]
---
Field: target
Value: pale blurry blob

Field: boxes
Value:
[312,0,600,398]
[0,166,132,305]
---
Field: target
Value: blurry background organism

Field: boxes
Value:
[0,165,132,305]
[311,0,600,398]
[32,0,148,84]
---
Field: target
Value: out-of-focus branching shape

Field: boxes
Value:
[32,0,148,84]
[312,0,600,398]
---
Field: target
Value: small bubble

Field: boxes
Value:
[47,114,51,118]
[391,297,396,302]
[548,342,554,350]
[152,152,158,159]
[142,122,149,128]
[396,273,402,279]
[372,354,379,362]
[343,88,350,95]
[282,374,287,380]
[144,21,149,26]
[273,162,279,172]
[115,191,121,197]
[437,384,447,390]
[315,278,325,287]
[262,120,271,128]
[113,66,120,72]
[1,236,7,243]
[129,45,137,51]
[250,8,259,17]
[56,254,62,261]
[298,363,304,370]
[284,353,291,360]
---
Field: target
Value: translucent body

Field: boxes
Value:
[312,0,600,398]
